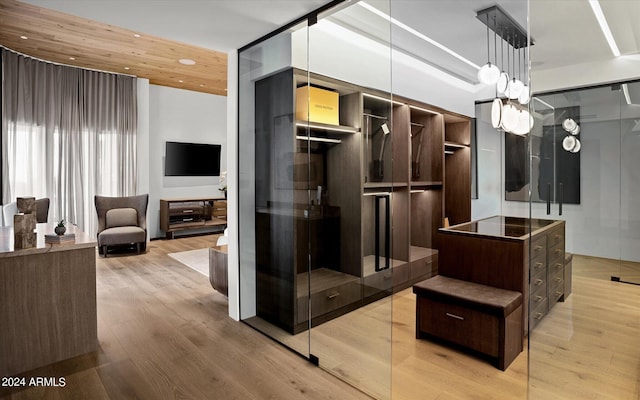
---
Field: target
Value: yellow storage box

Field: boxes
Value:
[295,86,339,126]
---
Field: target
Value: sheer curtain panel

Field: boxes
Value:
[1,48,137,236]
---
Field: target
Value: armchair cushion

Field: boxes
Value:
[98,226,146,246]
[106,208,138,228]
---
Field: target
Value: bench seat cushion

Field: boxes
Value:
[98,226,146,246]
[413,275,522,318]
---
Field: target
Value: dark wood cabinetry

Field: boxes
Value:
[160,197,226,239]
[254,68,471,333]
[438,216,568,334]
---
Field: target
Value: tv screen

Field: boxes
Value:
[165,141,221,176]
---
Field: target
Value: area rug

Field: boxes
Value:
[168,248,209,277]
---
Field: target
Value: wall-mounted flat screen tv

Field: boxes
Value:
[165,141,221,176]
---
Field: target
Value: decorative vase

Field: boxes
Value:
[55,226,66,236]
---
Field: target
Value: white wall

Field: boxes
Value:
[147,85,227,239]
[532,55,640,94]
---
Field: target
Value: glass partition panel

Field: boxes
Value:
[305,1,393,399]
[238,19,312,357]
[619,80,640,284]
[527,86,635,398]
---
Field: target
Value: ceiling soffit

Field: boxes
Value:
[0,0,228,96]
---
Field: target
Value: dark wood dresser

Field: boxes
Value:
[437,216,567,334]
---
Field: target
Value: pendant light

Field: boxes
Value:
[501,103,520,132]
[489,22,503,129]
[478,23,500,84]
[512,108,533,135]
[506,41,524,99]
[518,46,531,104]
[491,98,503,129]
[496,32,509,95]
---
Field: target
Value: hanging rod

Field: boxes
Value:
[296,135,342,144]
[410,122,425,128]
[363,112,388,120]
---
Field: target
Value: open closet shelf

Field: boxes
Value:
[362,255,407,278]
[410,181,443,188]
[364,182,409,190]
[410,246,438,262]
[295,120,360,134]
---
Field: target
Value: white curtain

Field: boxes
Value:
[1,48,137,236]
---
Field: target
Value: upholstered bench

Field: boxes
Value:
[564,252,573,299]
[413,275,523,370]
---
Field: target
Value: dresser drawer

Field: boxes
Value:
[549,241,565,266]
[297,281,360,322]
[530,274,546,295]
[547,227,564,248]
[530,235,547,259]
[410,257,436,280]
[417,297,499,357]
[548,270,564,305]
[529,295,548,331]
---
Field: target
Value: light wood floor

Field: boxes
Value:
[2,238,638,400]
[392,258,640,400]
[0,235,371,400]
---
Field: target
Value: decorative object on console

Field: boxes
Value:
[13,197,37,249]
[54,219,66,235]
[218,170,227,198]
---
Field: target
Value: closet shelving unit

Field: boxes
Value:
[254,68,471,333]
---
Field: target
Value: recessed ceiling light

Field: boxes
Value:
[69,57,75,60]
[133,34,141,38]
[20,35,28,40]
[179,59,196,65]
[199,84,205,87]
[178,80,184,83]
[124,67,130,70]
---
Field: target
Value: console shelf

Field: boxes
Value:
[160,197,226,239]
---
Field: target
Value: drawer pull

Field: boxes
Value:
[445,312,464,321]
[555,263,563,269]
[555,291,563,297]
[534,312,544,321]
[554,277,562,283]
[182,218,194,222]
[534,262,544,269]
[183,209,194,213]
[535,295,543,303]
[555,234,562,240]
[535,279,544,286]
[327,292,340,300]
[556,249,563,255]
[534,246,543,252]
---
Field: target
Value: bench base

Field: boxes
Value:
[414,276,523,371]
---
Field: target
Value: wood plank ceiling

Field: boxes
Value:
[0,0,228,96]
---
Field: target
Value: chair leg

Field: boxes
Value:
[136,242,141,255]
[103,245,108,257]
